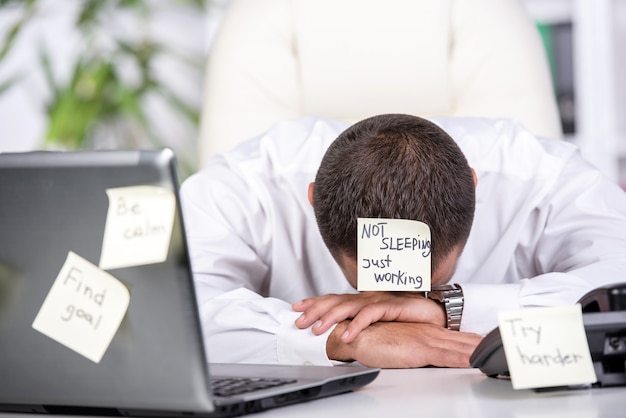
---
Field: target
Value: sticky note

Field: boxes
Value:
[357,218,431,291]
[100,185,175,270]
[32,251,130,363]
[498,304,597,390]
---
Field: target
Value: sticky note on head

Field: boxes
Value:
[32,251,130,363]
[100,185,176,270]
[357,218,431,291]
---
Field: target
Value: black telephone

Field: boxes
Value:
[469,283,626,387]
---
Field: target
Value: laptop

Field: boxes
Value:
[0,148,379,417]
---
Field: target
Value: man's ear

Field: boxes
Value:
[308,182,315,206]
[470,168,478,188]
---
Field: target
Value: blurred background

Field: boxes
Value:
[0,0,624,183]
[0,0,228,177]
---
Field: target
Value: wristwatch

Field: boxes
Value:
[425,284,464,331]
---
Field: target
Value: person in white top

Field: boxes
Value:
[180,114,626,368]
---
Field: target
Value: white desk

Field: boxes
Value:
[263,368,624,418]
[0,368,623,418]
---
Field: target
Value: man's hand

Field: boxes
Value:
[327,321,482,368]
[293,292,446,342]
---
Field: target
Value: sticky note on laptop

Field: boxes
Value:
[498,304,597,390]
[100,185,175,270]
[32,251,130,363]
[357,218,431,291]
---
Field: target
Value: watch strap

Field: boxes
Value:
[426,284,464,331]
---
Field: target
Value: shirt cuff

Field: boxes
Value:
[277,310,335,366]
[461,283,522,336]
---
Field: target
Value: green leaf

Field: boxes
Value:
[0,73,22,95]
[155,85,200,126]
[38,47,59,97]
[76,0,107,29]
[0,2,37,64]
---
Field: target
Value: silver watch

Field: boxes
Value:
[426,283,464,331]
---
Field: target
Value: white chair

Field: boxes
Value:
[198,0,561,164]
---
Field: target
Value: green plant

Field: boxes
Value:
[0,0,207,176]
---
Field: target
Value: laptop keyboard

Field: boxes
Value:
[211,377,297,397]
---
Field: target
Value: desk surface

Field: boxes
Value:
[0,368,623,418]
[267,367,623,418]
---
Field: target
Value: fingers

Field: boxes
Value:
[311,302,366,335]
[292,296,327,329]
[293,294,364,333]
[341,297,437,342]
[341,304,396,343]
[291,297,317,312]
[423,330,484,368]
[293,293,391,335]
[293,292,429,337]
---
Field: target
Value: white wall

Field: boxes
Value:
[2,0,626,181]
[524,0,626,184]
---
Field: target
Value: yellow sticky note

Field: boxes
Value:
[498,304,597,390]
[100,185,175,270]
[32,251,130,363]
[357,218,431,291]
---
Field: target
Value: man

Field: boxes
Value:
[180,114,626,368]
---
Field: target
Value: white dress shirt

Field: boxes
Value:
[180,116,626,366]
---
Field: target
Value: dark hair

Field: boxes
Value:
[312,114,475,272]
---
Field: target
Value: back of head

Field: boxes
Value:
[313,114,475,272]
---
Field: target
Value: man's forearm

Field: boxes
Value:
[327,321,483,368]
[326,321,354,362]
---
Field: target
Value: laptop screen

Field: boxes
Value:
[0,148,379,417]
[0,149,215,413]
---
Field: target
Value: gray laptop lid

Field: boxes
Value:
[0,149,215,414]
[0,149,379,417]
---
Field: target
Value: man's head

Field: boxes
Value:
[310,114,476,286]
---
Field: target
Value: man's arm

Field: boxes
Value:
[195,286,335,365]
[180,163,336,365]
[461,144,626,336]
[294,292,446,342]
[327,321,482,368]
[296,140,626,343]
[292,293,482,368]
[182,165,481,369]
